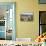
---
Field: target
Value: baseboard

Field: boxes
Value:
[16,38,32,42]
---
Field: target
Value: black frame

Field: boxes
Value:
[39,12,40,36]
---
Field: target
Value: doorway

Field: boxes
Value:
[0,2,16,40]
[39,11,46,35]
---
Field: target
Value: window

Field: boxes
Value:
[0,2,16,40]
[39,11,46,35]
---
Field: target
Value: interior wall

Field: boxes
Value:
[16,0,34,39]
[16,0,39,40]
[39,4,46,11]
[0,0,46,40]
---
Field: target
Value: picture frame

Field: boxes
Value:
[20,12,33,22]
[39,0,46,4]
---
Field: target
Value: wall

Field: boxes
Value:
[0,0,46,40]
[16,0,34,39]
[39,4,46,11]
[16,0,39,40]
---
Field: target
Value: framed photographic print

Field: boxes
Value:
[20,12,33,22]
[39,0,46,4]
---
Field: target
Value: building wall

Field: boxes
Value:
[0,0,46,40]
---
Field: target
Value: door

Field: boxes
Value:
[0,2,16,40]
[39,11,46,35]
